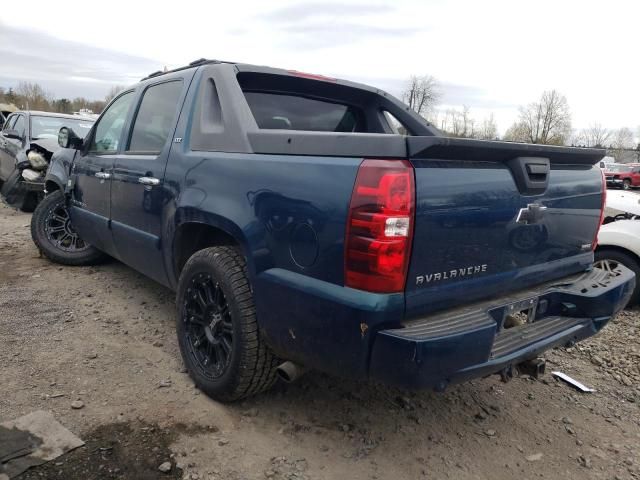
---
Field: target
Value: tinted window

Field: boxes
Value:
[243,92,364,132]
[90,92,135,153]
[12,115,26,137]
[31,116,93,140]
[128,81,183,153]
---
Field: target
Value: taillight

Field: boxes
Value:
[593,168,606,251]
[345,159,415,293]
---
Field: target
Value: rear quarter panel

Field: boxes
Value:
[163,150,398,373]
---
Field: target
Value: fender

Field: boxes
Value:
[598,220,640,258]
[44,148,77,193]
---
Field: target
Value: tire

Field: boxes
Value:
[30,190,106,266]
[176,246,280,402]
[19,192,40,213]
[623,179,631,190]
[594,248,640,306]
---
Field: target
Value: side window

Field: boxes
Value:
[12,115,26,138]
[2,115,16,131]
[243,91,364,132]
[128,81,183,154]
[89,92,135,153]
[382,111,410,135]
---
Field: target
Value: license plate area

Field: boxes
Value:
[491,297,539,331]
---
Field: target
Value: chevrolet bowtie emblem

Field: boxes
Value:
[516,203,547,225]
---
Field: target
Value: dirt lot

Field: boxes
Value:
[1,201,639,480]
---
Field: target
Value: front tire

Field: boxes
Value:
[595,248,640,306]
[176,246,279,402]
[30,190,106,266]
[623,179,632,190]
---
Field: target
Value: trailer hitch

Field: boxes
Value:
[498,358,546,383]
[517,358,546,379]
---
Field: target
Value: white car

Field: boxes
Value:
[596,190,640,304]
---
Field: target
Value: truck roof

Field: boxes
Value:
[140,58,393,98]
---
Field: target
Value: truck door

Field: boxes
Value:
[108,77,187,285]
[70,91,136,256]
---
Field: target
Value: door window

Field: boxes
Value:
[89,92,135,153]
[127,81,183,154]
[12,115,26,138]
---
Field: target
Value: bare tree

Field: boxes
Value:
[15,81,52,111]
[478,113,498,140]
[435,107,499,139]
[610,127,635,162]
[503,90,572,145]
[503,122,530,143]
[104,85,126,104]
[580,123,612,148]
[402,75,441,118]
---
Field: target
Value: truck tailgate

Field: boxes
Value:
[404,137,605,318]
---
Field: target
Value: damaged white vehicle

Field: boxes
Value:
[596,190,640,305]
[0,111,93,211]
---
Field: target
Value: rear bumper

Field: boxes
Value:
[369,265,635,389]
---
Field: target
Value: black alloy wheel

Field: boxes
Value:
[31,190,106,266]
[182,273,234,379]
[176,246,280,402]
[44,200,90,253]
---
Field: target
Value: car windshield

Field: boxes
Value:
[30,116,94,140]
[607,164,631,173]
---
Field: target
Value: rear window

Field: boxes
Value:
[243,91,364,132]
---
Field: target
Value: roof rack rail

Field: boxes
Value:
[140,58,234,81]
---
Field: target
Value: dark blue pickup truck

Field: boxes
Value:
[31,59,634,401]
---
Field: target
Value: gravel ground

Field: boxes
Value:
[1,201,639,480]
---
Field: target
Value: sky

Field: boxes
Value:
[1,0,638,135]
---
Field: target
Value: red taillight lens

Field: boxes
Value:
[345,159,415,293]
[593,168,606,251]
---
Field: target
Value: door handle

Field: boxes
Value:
[138,176,160,186]
[94,172,111,179]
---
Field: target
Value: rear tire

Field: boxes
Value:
[30,190,106,266]
[623,179,631,190]
[176,246,279,402]
[594,248,640,306]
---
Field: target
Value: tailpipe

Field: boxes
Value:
[276,361,306,383]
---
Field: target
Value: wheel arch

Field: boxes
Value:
[171,215,251,282]
[44,178,63,193]
[596,244,640,266]
[598,225,640,260]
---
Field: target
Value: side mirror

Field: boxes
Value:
[58,127,83,149]
[3,129,23,140]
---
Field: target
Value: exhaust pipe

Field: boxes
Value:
[276,361,306,383]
